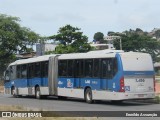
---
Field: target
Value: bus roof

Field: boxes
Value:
[58,52,116,60]
[9,52,117,66]
[9,51,151,66]
[119,51,151,56]
[87,49,124,54]
[10,54,56,66]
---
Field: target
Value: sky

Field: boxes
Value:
[0,0,160,41]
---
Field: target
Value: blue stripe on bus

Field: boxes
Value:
[4,79,28,88]
[28,78,48,87]
[4,78,48,88]
[58,73,123,92]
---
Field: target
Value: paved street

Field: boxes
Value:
[0,94,160,120]
[0,94,160,111]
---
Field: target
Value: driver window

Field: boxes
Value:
[10,66,16,80]
[5,66,16,80]
[5,69,10,80]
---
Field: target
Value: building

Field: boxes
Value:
[36,43,57,56]
[90,43,115,50]
[104,35,121,44]
[16,52,36,59]
[104,35,122,50]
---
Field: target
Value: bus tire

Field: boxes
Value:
[35,87,41,99]
[85,88,93,104]
[11,87,16,98]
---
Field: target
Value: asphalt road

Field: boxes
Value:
[1,94,160,119]
[0,94,159,112]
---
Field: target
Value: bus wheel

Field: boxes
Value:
[11,87,16,97]
[35,87,41,99]
[85,88,93,104]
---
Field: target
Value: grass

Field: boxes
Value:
[155,93,160,104]
[0,105,25,111]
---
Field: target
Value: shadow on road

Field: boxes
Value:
[8,95,155,106]
[95,100,155,106]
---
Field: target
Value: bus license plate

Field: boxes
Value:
[138,94,144,97]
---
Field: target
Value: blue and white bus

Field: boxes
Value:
[4,50,155,103]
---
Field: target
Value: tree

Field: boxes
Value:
[135,28,143,32]
[113,29,160,62]
[93,32,104,43]
[0,14,40,77]
[154,30,160,39]
[49,25,92,53]
[107,31,115,36]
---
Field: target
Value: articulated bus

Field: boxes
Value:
[4,51,155,103]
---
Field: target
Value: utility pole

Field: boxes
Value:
[120,38,122,50]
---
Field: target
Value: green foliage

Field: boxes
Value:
[17,27,40,53]
[154,30,160,39]
[0,14,40,76]
[93,32,104,43]
[0,14,40,55]
[54,44,74,54]
[107,31,115,36]
[49,25,92,54]
[50,25,84,45]
[155,95,160,104]
[135,28,143,32]
[113,29,160,62]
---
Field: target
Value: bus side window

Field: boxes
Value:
[75,60,84,78]
[101,59,113,79]
[28,63,34,78]
[10,66,16,80]
[101,58,118,79]
[107,59,113,78]
[58,60,67,77]
[84,59,93,78]
[101,59,107,78]
[113,58,118,76]
[21,65,27,79]
[41,61,49,77]
[45,61,49,77]
[17,65,21,79]
[68,60,74,77]
[35,62,41,77]
[93,59,100,78]
[5,69,10,81]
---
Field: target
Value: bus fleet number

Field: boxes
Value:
[136,78,145,82]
